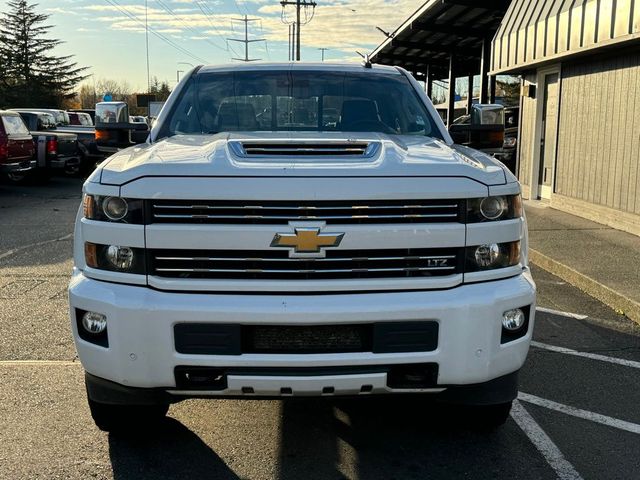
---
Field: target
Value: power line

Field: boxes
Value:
[280,0,317,61]
[227,15,265,62]
[103,0,211,64]
[193,0,241,57]
[155,0,228,52]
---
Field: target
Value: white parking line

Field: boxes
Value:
[530,341,640,369]
[536,307,588,320]
[0,233,73,261]
[510,400,584,480]
[518,392,640,435]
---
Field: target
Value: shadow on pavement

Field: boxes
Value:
[277,396,552,480]
[108,418,240,480]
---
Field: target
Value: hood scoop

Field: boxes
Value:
[229,140,380,158]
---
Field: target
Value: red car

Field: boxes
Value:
[0,110,36,180]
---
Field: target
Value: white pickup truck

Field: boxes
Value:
[70,63,536,432]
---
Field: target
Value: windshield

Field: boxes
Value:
[161,70,442,139]
[2,115,30,135]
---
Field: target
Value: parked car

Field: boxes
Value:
[16,111,81,178]
[72,63,535,433]
[11,109,105,174]
[0,110,36,180]
[69,109,96,124]
[11,108,71,126]
[68,111,93,126]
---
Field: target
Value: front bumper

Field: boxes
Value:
[69,269,536,399]
[0,159,36,173]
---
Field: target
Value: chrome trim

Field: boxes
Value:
[149,199,462,225]
[152,213,458,220]
[155,266,456,273]
[152,204,458,210]
[228,140,381,158]
[154,254,457,262]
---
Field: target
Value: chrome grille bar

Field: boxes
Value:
[148,200,463,225]
[153,204,459,210]
[155,255,457,262]
[155,266,456,273]
[153,213,458,220]
[150,248,462,280]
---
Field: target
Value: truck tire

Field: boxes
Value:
[87,397,169,433]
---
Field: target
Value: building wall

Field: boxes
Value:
[555,52,640,216]
[517,72,537,196]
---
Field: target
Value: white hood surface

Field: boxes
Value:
[97,132,508,186]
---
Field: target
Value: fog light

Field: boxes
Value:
[105,245,134,270]
[480,196,507,220]
[502,308,526,331]
[475,243,500,267]
[102,196,128,221]
[82,311,107,334]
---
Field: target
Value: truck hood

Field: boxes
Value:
[97,132,507,186]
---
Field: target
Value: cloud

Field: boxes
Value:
[81,1,417,58]
[46,7,79,15]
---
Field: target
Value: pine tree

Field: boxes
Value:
[0,0,88,107]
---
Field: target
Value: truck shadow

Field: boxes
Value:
[108,418,240,480]
[277,396,549,480]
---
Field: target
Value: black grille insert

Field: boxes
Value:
[173,322,438,355]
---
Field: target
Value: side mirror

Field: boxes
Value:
[448,104,505,149]
[95,102,147,153]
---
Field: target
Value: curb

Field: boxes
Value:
[529,248,640,325]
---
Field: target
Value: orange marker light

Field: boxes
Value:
[84,242,98,268]
[83,194,95,219]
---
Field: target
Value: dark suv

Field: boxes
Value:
[0,110,36,179]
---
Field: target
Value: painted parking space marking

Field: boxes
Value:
[0,233,73,261]
[519,392,640,435]
[531,341,640,369]
[510,400,584,480]
[536,307,588,320]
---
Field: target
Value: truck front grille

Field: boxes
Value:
[150,247,462,280]
[148,200,462,225]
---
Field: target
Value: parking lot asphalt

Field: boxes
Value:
[1,177,639,480]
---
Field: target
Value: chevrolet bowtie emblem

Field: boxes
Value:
[271,227,344,255]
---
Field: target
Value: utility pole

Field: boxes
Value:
[318,47,328,61]
[227,15,265,62]
[145,0,150,93]
[280,0,317,61]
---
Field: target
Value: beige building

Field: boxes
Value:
[492,0,640,235]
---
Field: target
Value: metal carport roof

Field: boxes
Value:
[370,0,512,80]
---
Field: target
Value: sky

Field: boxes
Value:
[3,0,423,93]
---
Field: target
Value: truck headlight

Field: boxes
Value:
[466,241,521,271]
[105,245,134,270]
[102,197,128,221]
[467,195,522,222]
[480,197,508,220]
[84,242,145,274]
[83,194,143,224]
